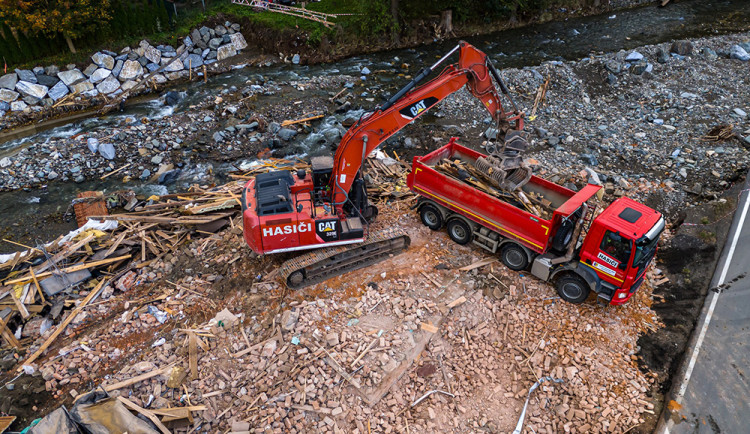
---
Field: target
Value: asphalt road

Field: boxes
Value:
[660,186,750,433]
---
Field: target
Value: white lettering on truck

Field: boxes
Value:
[597,252,619,268]
[263,222,312,237]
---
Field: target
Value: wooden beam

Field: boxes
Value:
[102,362,176,392]
[4,255,131,285]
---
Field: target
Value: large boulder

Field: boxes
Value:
[230,33,248,51]
[191,29,207,49]
[71,81,95,94]
[216,44,237,61]
[47,81,69,101]
[121,80,138,91]
[10,100,27,111]
[98,143,116,160]
[0,89,19,103]
[119,60,144,80]
[730,45,750,61]
[144,44,161,64]
[162,58,184,72]
[208,37,222,49]
[96,75,120,94]
[0,73,18,90]
[91,52,115,69]
[151,74,167,84]
[35,74,59,87]
[58,70,86,86]
[83,63,98,77]
[15,81,48,99]
[184,54,202,68]
[112,60,124,78]
[89,68,112,84]
[14,69,36,83]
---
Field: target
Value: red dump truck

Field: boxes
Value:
[406,138,665,305]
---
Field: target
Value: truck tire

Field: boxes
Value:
[419,204,443,230]
[551,219,574,252]
[501,243,529,271]
[556,275,590,304]
[447,219,472,245]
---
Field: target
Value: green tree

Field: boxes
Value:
[0,23,21,64]
[0,0,111,53]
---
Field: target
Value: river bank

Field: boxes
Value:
[2,0,748,134]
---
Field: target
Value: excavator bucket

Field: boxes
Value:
[474,130,532,191]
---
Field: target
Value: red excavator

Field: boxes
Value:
[241,41,526,288]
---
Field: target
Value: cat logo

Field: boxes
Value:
[318,221,336,232]
[316,218,340,241]
[399,97,439,120]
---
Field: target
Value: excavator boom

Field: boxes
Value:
[241,41,527,289]
[329,41,523,210]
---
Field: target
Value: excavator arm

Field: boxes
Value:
[330,41,523,212]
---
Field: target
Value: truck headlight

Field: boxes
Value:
[617,293,627,299]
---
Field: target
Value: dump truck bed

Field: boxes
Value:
[406,138,601,253]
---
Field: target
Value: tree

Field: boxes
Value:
[0,0,111,54]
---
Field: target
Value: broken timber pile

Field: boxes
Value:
[0,159,308,370]
[363,151,415,205]
[433,158,554,220]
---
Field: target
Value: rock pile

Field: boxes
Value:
[0,22,248,117]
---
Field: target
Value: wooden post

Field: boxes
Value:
[203,65,207,83]
[189,59,192,80]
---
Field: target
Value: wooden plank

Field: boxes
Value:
[29,268,46,304]
[117,397,171,434]
[4,255,131,285]
[102,362,176,392]
[420,322,438,334]
[9,291,29,320]
[458,258,497,271]
[189,331,198,380]
[447,296,467,309]
[18,279,107,370]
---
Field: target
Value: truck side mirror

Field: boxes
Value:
[297,203,303,213]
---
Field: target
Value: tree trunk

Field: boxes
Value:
[64,33,76,54]
[390,0,399,44]
[439,10,453,35]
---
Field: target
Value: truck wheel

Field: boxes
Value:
[556,275,590,304]
[501,243,529,271]
[420,204,443,230]
[447,219,472,245]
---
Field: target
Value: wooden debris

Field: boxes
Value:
[103,362,176,392]
[117,396,171,434]
[19,278,108,370]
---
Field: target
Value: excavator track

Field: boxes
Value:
[278,228,411,290]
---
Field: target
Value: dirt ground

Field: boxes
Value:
[1,185,667,432]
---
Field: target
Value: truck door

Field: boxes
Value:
[581,229,632,286]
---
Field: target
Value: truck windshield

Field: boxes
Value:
[633,235,659,268]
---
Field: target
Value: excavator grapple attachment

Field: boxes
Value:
[474,130,532,191]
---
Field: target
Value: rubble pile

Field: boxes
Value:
[0,155,667,432]
[0,22,248,118]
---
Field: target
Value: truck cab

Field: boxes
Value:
[571,197,665,304]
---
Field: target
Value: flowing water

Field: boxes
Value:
[0,0,748,248]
